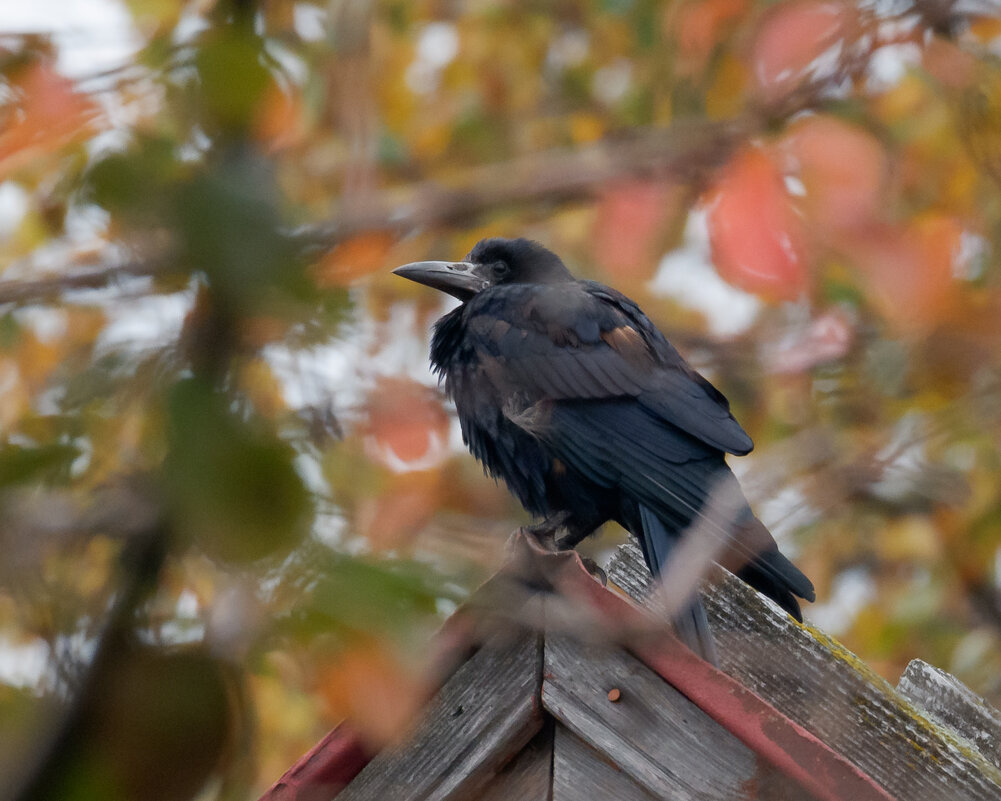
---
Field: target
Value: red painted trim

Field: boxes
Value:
[259,533,901,801]
[548,547,899,801]
[257,592,486,800]
[637,641,896,801]
[258,724,370,801]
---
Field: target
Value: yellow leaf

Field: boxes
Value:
[569,113,605,145]
[877,516,942,563]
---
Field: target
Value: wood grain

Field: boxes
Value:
[543,633,762,800]
[335,634,543,801]
[606,542,1001,801]
[478,723,552,801]
[552,723,658,801]
[897,659,1001,772]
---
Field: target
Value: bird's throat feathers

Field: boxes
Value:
[429,305,468,382]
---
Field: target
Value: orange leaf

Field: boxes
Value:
[922,38,977,90]
[315,232,395,287]
[779,115,888,233]
[17,330,62,391]
[240,315,288,348]
[849,216,963,334]
[748,0,854,105]
[364,377,449,472]
[592,181,680,282]
[704,146,810,301]
[0,63,101,178]
[253,82,307,151]
[969,16,1001,46]
[356,471,441,551]
[319,637,427,748]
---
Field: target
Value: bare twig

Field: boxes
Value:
[0,119,748,307]
[305,118,747,249]
[0,259,164,305]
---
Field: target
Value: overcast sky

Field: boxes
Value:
[0,0,139,77]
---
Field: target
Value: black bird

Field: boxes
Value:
[394,237,815,660]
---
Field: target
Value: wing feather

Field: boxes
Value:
[461,281,752,455]
[539,400,724,527]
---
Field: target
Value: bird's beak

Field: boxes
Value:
[392,260,488,301]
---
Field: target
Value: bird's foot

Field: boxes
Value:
[516,514,606,585]
[522,511,572,551]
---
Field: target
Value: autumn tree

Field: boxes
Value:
[3,1,1001,798]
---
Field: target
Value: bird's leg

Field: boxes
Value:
[521,514,607,584]
[522,510,573,551]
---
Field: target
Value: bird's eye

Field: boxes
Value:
[493,261,510,279]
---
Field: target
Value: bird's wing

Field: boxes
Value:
[463,281,752,455]
[540,398,729,525]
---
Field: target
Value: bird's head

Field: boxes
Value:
[393,237,573,301]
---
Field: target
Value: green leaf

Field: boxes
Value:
[302,553,460,637]
[163,377,311,562]
[0,442,79,486]
[171,151,304,305]
[194,27,273,132]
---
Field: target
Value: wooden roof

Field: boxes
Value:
[261,534,1001,801]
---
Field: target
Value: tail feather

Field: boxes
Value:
[721,514,815,622]
[737,548,816,622]
[673,596,719,666]
[637,504,719,665]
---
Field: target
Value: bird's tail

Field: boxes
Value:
[637,504,719,665]
[714,512,816,621]
[735,540,816,622]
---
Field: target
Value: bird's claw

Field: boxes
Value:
[522,520,608,585]
[522,511,572,551]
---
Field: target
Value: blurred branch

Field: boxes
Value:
[10,513,168,801]
[0,257,166,305]
[916,0,1001,31]
[305,118,748,250]
[0,120,748,307]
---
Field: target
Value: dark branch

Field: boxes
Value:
[0,120,748,307]
[0,259,163,306]
[304,118,747,250]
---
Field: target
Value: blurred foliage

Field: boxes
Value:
[3,0,1001,798]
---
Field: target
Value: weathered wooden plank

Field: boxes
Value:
[529,539,886,801]
[607,542,1001,801]
[478,722,552,801]
[552,723,658,801]
[897,659,1001,772]
[335,634,543,801]
[543,633,768,800]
